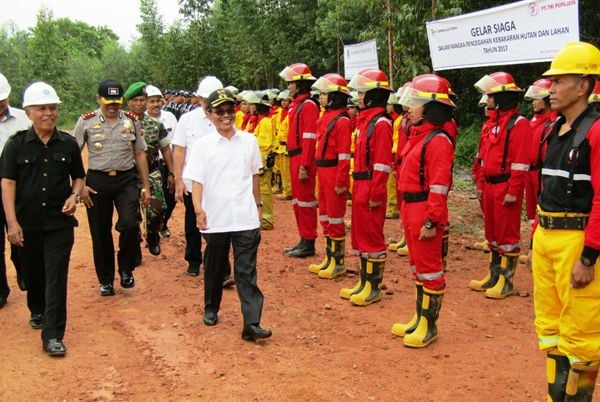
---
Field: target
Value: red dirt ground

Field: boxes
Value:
[0,190,561,401]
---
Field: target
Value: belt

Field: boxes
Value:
[352,171,372,180]
[316,159,338,167]
[403,191,429,203]
[88,168,136,177]
[485,174,510,184]
[288,148,302,156]
[537,213,588,230]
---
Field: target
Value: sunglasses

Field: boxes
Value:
[212,107,236,116]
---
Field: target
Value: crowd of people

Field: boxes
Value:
[0,39,599,401]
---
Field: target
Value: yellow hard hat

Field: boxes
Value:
[543,41,600,76]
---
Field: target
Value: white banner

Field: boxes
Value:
[426,0,580,71]
[343,39,379,79]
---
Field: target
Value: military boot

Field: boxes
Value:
[565,363,599,402]
[308,237,331,274]
[349,257,385,306]
[340,256,367,299]
[403,288,444,348]
[547,350,570,401]
[286,238,315,258]
[392,282,423,337]
[468,250,501,291]
[319,237,346,279]
[284,238,304,253]
[485,253,518,299]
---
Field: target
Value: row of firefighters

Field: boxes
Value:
[210,41,600,401]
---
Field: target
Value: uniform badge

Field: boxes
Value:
[92,133,106,140]
[123,120,132,133]
[94,142,103,149]
[93,122,102,129]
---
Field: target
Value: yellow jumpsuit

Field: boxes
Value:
[255,115,276,229]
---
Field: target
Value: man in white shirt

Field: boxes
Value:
[183,88,271,341]
[172,76,222,277]
[0,73,30,308]
[146,85,177,237]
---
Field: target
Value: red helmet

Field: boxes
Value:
[524,78,552,100]
[312,73,349,95]
[348,69,392,92]
[474,71,522,95]
[279,63,316,82]
[589,80,600,104]
[399,74,456,108]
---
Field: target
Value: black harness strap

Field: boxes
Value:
[365,112,386,169]
[320,112,349,160]
[419,129,453,189]
[500,113,520,174]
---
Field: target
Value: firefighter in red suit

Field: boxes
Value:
[523,79,558,222]
[469,72,530,299]
[390,74,455,348]
[279,63,320,258]
[339,69,393,306]
[307,74,352,278]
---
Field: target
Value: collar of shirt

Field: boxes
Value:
[209,128,243,144]
[24,127,65,144]
[0,106,14,123]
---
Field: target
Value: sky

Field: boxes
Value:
[0,0,182,46]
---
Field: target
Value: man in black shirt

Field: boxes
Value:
[0,82,85,356]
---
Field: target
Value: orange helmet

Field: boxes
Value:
[399,74,456,108]
[279,63,316,82]
[348,69,392,92]
[312,73,349,95]
[590,81,600,104]
[524,78,552,100]
[474,71,522,95]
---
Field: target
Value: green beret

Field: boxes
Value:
[124,81,147,101]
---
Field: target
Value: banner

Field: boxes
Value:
[343,39,379,79]
[426,0,579,71]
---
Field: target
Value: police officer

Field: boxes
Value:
[1,82,85,356]
[74,79,151,296]
[0,72,30,308]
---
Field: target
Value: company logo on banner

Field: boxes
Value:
[344,39,379,80]
[426,0,579,71]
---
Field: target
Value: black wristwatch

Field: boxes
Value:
[424,220,436,230]
[580,256,596,267]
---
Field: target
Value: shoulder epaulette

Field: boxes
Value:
[123,111,139,121]
[80,111,96,120]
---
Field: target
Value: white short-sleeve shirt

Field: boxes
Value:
[183,129,262,233]
[171,107,214,192]
[0,106,31,153]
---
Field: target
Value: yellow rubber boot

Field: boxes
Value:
[391,282,423,337]
[485,253,518,299]
[468,250,501,291]
[388,236,406,252]
[308,237,331,274]
[403,288,444,348]
[340,256,366,299]
[565,363,599,402]
[349,257,384,306]
[319,237,346,279]
[547,349,570,402]
[472,239,490,252]
[396,242,409,256]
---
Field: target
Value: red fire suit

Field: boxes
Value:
[473,117,495,212]
[316,109,352,238]
[351,107,393,254]
[287,92,319,240]
[477,108,531,254]
[524,110,558,220]
[397,122,454,291]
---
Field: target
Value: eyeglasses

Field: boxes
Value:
[212,107,236,116]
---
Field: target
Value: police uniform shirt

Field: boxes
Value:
[0,106,31,153]
[0,127,85,231]
[73,109,147,172]
[171,107,214,193]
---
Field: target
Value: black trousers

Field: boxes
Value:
[159,162,176,228]
[203,229,264,326]
[86,169,139,284]
[183,193,202,268]
[22,228,73,342]
[0,188,23,299]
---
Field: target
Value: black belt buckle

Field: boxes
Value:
[538,214,587,230]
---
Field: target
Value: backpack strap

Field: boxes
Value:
[364,112,387,168]
[320,112,349,159]
[419,129,453,189]
[500,113,520,174]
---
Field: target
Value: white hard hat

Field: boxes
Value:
[22,82,61,108]
[196,76,223,98]
[146,85,163,98]
[0,73,11,100]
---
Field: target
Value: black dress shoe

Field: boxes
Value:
[223,276,235,288]
[283,239,303,253]
[187,265,200,276]
[29,313,43,329]
[99,283,115,296]
[120,271,135,288]
[203,312,218,326]
[43,339,66,357]
[0,296,6,309]
[286,239,315,258]
[241,324,272,341]
[147,233,161,256]
[160,227,171,237]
